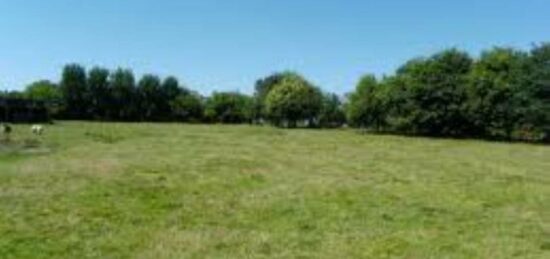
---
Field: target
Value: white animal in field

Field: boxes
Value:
[31,125,44,135]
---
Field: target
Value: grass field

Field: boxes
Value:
[0,122,549,258]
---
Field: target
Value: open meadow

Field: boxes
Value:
[0,122,549,258]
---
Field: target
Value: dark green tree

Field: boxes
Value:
[396,49,473,136]
[467,47,530,139]
[60,64,88,119]
[528,43,550,141]
[0,90,25,98]
[160,76,183,120]
[87,67,110,119]
[137,74,163,121]
[170,91,204,122]
[109,68,137,120]
[318,93,346,128]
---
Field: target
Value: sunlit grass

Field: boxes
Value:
[0,122,549,258]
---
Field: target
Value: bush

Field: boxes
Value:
[205,92,253,123]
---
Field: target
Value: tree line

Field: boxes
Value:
[2,66,345,127]
[1,43,549,142]
[347,44,550,142]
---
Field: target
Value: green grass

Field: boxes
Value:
[0,122,549,258]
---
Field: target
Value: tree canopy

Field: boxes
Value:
[348,44,550,142]
[3,43,549,142]
[264,73,323,128]
[205,92,253,124]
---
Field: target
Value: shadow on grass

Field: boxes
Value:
[355,129,550,146]
[0,137,53,161]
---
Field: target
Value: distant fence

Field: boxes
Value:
[0,97,49,123]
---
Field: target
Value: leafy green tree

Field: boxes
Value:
[396,49,473,136]
[60,64,88,119]
[346,74,385,129]
[171,92,204,122]
[205,92,253,123]
[254,72,291,102]
[345,46,550,142]
[162,76,182,100]
[24,80,62,118]
[25,80,60,100]
[467,47,530,139]
[109,68,137,120]
[253,72,300,122]
[318,93,346,128]
[264,74,323,128]
[528,43,550,141]
[87,67,110,119]
[137,74,163,121]
[0,90,25,98]
[160,76,183,120]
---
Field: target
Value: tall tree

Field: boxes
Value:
[160,76,182,120]
[87,67,110,119]
[346,74,385,129]
[467,47,530,139]
[319,93,346,128]
[397,49,473,136]
[110,68,136,120]
[60,64,88,119]
[137,74,163,121]
[528,43,550,141]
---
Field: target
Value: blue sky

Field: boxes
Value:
[1,0,549,95]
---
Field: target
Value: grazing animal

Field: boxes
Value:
[1,124,11,135]
[31,125,44,135]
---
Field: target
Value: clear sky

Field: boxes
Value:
[1,0,549,95]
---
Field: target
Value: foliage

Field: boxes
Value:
[87,67,111,119]
[137,74,163,121]
[348,45,550,142]
[253,71,300,122]
[528,43,550,141]
[109,68,137,121]
[6,43,550,141]
[205,92,253,123]
[170,92,204,122]
[24,80,61,101]
[24,80,63,117]
[60,64,88,119]
[466,47,531,139]
[264,74,323,128]
[0,90,25,99]
[318,93,346,128]
[346,74,385,129]
[160,76,183,120]
[396,49,473,136]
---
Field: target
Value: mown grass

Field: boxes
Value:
[0,122,549,258]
